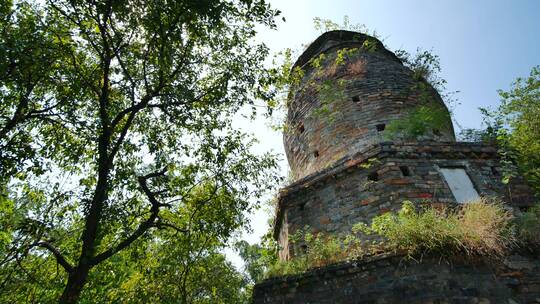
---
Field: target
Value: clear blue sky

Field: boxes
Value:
[232,0,540,255]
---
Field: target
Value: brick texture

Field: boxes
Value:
[284,31,455,180]
[253,253,540,304]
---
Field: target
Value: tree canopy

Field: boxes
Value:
[0,0,282,302]
[460,65,540,195]
[497,66,540,193]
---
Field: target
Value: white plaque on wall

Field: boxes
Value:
[440,168,480,203]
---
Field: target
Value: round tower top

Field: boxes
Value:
[284,30,455,180]
[293,30,401,70]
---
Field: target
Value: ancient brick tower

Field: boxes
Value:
[253,31,539,303]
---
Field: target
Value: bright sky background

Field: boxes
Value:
[228,0,540,266]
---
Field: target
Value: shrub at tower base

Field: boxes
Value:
[265,198,539,279]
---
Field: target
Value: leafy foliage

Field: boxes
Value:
[384,49,456,140]
[0,0,282,302]
[236,233,278,284]
[0,0,71,179]
[498,66,540,193]
[383,104,451,141]
[395,49,447,94]
[515,204,540,245]
[1,209,253,303]
[313,15,378,37]
[265,229,357,278]
[460,65,540,194]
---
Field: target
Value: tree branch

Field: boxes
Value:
[154,221,188,234]
[31,241,74,273]
[0,85,35,138]
[91,168,171,266]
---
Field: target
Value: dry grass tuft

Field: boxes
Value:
[458,198,515,256]
[357,198,516,258]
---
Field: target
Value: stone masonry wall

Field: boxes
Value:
[253,253,540,304]
[275,142,535,259]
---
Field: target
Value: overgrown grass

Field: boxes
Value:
[356,198,515,257]
[265,230,362,278]
[266,198,539,278]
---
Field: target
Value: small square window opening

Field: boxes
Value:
[368,171,379,182]
[399,166,410,176]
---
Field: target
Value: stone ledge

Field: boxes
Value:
[256,252,400,289]
[253,252,540,304]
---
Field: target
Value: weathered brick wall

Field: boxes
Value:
[284,31,455,180]
[274,142,535,259]
[253,253,540,304]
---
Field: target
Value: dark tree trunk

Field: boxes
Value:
[58,266,90,304]
[57,53,113,303]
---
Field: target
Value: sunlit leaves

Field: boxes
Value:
[1,0,281,301]
[384,104,452,141]
[473,66,540,192]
